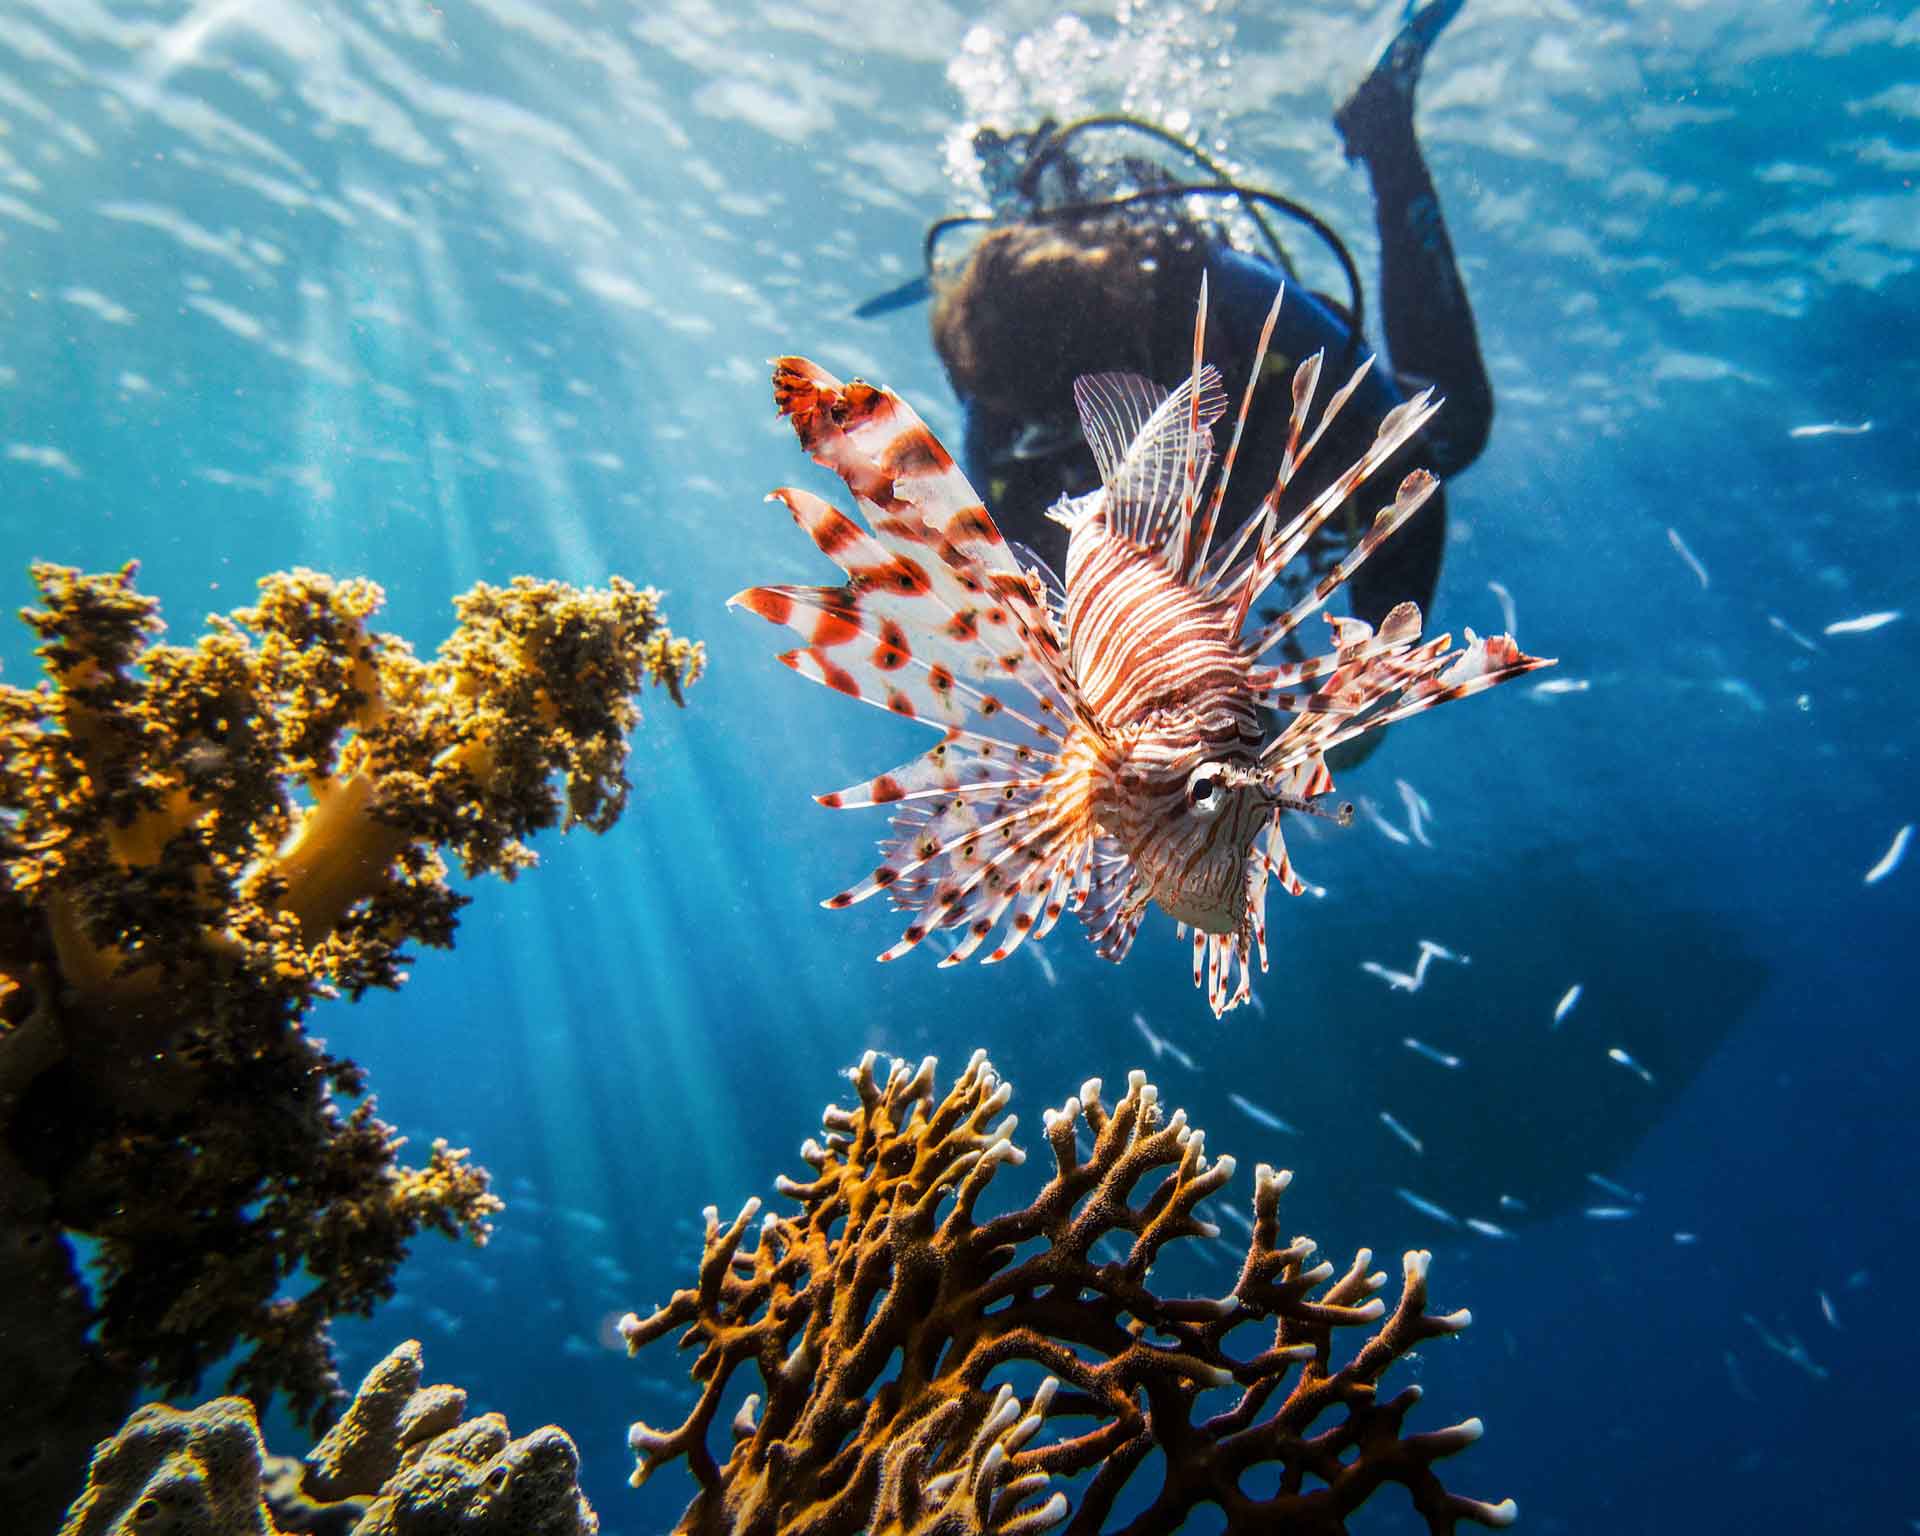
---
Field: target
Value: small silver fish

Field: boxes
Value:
[1742,1314,1828,1380]
[1379,1110,1424,1155]
[1864,824,1911,886]
[1788,419,1872,438]
[1395,1188,1457,1226]
[1553,983,1582,1028]
[1228,1092,1298,1135]
[1607,1046,1656,1086]
[1361,959,1420,992]
[1767,614,1821,653]
[1403,1036,1463,1070]
[1395,777,1434,847]
[1130,1011,1197,1071]
[1823,609,1900,635]
[1585,1171,1641,1203]
[1358,795,1413,846]
[1667,526,1710,589]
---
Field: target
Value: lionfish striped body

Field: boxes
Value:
[732,283,1551,1015]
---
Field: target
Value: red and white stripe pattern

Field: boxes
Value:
[733,284,1551,1016]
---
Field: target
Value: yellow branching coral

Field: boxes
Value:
[620,1053,1515,1536]
[58,1339,598,1536]
[0,560,699,1527]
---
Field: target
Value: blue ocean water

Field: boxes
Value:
[3,1,1917,1531]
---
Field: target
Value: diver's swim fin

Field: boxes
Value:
[852,274,932,319]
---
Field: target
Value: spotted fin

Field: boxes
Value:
[731,466,1074,743]
[813,727,1057,811]
[829,780,1098,971]
[1078,837,1148,963]
[736,358,1112,967]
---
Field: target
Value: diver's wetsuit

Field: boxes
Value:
[946,54,1492,636]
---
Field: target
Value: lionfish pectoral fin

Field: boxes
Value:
[1007,539,1067,611]
[838,762,1098,970]
[1073,365,1228,553]
[1074,372,1171,484]
[1075,836,1148,963]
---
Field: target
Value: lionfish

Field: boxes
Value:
[732,283,1550,1016]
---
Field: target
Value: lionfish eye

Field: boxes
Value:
[1185,763,1226,814]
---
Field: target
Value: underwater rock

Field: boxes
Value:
[620,1050,1514,1535]
[0,1154,141,1532]
[1,561,700,1527]
[58,1341,597,1536]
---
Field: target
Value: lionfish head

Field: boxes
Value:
[1106,719,1273,937]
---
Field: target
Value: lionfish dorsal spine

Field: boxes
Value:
[1172,270,1212,578]
[1246,464,1442,658]
[1188,285,1287,583]
[1229,383,1442,640]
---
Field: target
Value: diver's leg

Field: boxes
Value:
[1334,0,1492,477]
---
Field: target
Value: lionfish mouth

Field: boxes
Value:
[1215,764,1355,826]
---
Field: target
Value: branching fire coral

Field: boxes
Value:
[621,1053,1514,1536]
[58,1338,597,1536]
[0,561,701,1524]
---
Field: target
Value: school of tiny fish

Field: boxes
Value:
[735,282,1550,1015]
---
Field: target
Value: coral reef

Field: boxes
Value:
[58,1339,598,1536]
[57,1396,275,1536]
[0,561,701,1526]
[621,1052,1514,1536]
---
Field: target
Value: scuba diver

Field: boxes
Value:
[857,0,1490,650]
